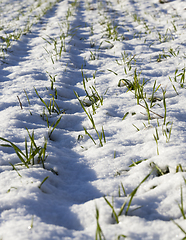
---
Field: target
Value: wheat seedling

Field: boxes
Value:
[9,162,22,177]
[173,179,186,239]
[153,127,159,155]
[104,170,153,224]
[0,129,48,168]
[46,72,57,91]
[74,91,106,147]
[161,88,167,125]
[38,176,49,189]
[149,80,161,108]
[95,206,106,240]
[162,121,173,143]
[34,88,63,115]
[44,114,63,139]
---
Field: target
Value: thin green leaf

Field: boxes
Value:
[38,176,49,189]
[125,170,153,215]
[118,199,128,217]
[104,196,119,223]
[116,234,127,239]
[25,137,28,159]
[49,115,62,137]
[34,87,51,114]
[121,182,127,197]
[122,112,129,120]
[26,128,37,149]
[84,127,96,145]
[9,162,22,177]
[107,69,118,75]
[172,220,186,236]
[102,126,106,143]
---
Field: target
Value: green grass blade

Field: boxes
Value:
[26,128,37,149]
[38,176,49,189]
[172,220,186,236]
[102,126,106,143]
[116,234,127,239]
[162,88,167,125]
[125,170,152,215]
[143,98,151,123]
[133,124,140,131]
[54,101,61,114]
[24,89,31,105]
[49,115,62,137]
[118,199,128,217]
[83,127,96,145]
[0,137,27,160]
[74,91,91,122]
[34,87,51,114]
[28,147,41,163]
[107,69,118,75]
[25,137,28,159]
[121,182,127,197]
[104,196,119,223]
[0,144,12,148]
[95,206,106,240]
[16,151,29,167]
[122,112,129,120]
[9,162,22,177]
[178,185,186,219]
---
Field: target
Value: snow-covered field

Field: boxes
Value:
[0,0,186,239]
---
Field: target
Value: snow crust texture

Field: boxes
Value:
[0,0,186,239]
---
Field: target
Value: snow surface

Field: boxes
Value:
[0,0,186,239]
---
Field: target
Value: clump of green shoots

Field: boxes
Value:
[46,72,57,91]
[90,49,99,61]
[116,52,136,73]
[119,68,148,104]
[104,170,152,223]
[34,87,63,115]
[44,114,63,139]
[0,128,48,169]
[74,91,106,147]
[42,35,64,63]
[0,0,61,60]
[168,47,179,57]
[176,164,186,173]
[105,21,119,41]
[157,28,174,43]
[172,67,186,88]
[149,80,161,108]
[81,67,104,114]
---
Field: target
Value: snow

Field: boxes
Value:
[0,0,186,239]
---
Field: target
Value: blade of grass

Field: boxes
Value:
[9,162,22,177]
[95,205,106,240]
[38,176,49,189]
[125,170,153,215]
[84,127,96,145]
[0,137,28,167]
[104,196,119,223]
[49,115,62,138]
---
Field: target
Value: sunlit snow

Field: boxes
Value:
[0,0,186,239]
